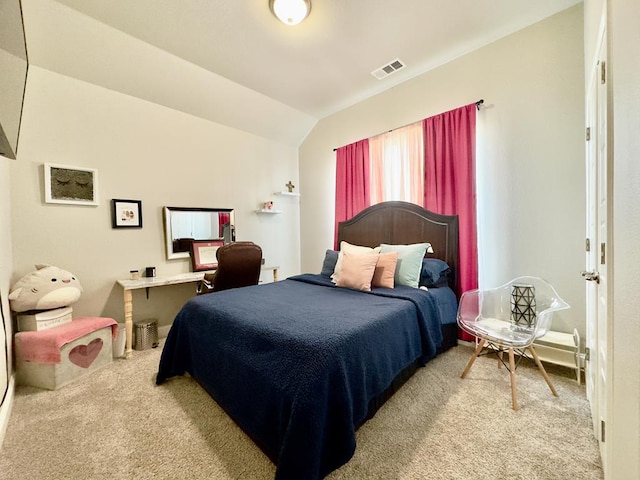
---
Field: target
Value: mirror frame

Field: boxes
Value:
[163,206,235,260]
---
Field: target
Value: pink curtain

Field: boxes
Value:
[423,104,478,341]
[334,139,371,248]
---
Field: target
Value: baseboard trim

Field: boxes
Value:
[457,339,475,348]
[157,324,171,339]
[0,373,15,450]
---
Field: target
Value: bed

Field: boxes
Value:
[156,201,460,480]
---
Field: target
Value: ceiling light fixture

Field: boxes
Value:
[269,0,311,26]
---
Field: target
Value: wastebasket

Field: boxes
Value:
[134,319,159,350]
[112,323,126,358]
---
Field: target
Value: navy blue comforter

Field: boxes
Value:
[157,274,454,480]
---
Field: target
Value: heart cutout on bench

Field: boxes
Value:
[69,338,103,368]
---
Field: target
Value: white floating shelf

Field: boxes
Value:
[275,191,300,197]
[255,209,283,214]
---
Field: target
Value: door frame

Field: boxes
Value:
[584,18,612,472]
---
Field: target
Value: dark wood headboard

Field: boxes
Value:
[337,201,459,294]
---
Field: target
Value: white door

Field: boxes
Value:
[584,30,608,463]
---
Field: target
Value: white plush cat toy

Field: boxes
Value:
[9,264,83,313]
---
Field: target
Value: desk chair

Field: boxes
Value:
[197,241,262,294]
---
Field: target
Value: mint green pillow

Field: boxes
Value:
[379,243,431,288]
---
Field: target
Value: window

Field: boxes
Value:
[369,121,424,205]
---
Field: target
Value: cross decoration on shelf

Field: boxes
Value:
[285,181,295,193]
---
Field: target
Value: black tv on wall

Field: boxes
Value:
[0,0,28,160]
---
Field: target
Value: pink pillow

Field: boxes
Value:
[335,251,379,292]
[372,251,399,288]
[331,241,381,283]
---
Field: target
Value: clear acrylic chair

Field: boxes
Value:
[457,276,570,410]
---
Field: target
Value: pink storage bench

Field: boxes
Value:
[14,317,118,390]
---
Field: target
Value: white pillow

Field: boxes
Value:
[331,241,381,283]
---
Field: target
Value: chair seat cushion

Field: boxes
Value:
[460,317,534,347]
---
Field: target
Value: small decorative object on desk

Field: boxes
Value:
[130,270,140,280]
[145,267,156,278]
[511,284,536,330]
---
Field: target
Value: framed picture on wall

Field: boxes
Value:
[190,240,224,271]
[111,199,143,228]
[44,163,99,205]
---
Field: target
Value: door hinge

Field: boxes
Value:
[586,127,591,141]
[601,242,606,264]
[586,238,591,252]
[601,419,606,442]
[600,61,606,84]
[585,347,590,362]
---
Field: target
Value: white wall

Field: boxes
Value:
[299,6,585,336]
[9,66,301,330]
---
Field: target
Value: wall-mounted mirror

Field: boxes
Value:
[163,206,235,260]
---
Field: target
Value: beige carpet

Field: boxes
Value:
[0,343,603,479]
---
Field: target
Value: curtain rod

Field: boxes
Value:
[332,99,484,152]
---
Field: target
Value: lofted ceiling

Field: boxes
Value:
[21,0,582,145]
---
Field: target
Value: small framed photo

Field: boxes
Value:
[44,163,98,205]
[111,199,143,228]
[190,240,224,271]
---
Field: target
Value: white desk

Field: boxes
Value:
[116,266,279,358]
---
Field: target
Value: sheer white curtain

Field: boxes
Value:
[369,121,424,205]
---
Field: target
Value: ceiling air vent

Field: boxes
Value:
[371,58,406,80]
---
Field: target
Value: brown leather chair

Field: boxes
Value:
[197,241,262,294]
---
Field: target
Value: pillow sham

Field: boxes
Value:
[331,241,381,283]
[335,251,379,292]
[371,251,399,289]
[320,249,339,277]
[419,258,452,288]
[379,243,431,288]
